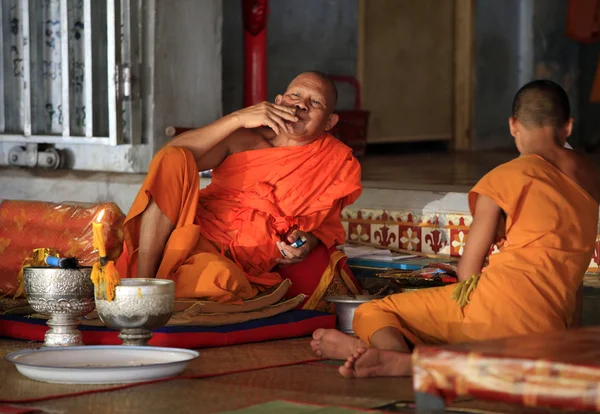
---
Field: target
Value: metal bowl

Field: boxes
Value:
[24,267,95,347]
[95,279,175,346]
[325,295,382,335]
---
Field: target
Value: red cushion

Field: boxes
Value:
[0,310,334,349]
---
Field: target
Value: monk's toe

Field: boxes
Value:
[312,328,326,340]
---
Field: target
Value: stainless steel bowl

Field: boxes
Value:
[24,267,95,347]
[325,295,382,335]
[95,279,175,346]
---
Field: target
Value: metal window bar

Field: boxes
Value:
[59,0,69,137]
[0,3,5,133]
[83,0,93,138]
[106,0,121,146]
[0,0,134,146]
[121,0,142,145]
[20,0,31,137]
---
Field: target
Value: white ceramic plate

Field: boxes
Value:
[5,346,199,384]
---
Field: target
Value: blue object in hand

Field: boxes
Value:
[290,237,307,248]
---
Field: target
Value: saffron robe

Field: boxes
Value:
[353,154,599,345]
[119,133,362,303]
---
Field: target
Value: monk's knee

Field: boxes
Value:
[352,301,378,329]
[150,146,197,174]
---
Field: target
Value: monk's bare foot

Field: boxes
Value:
[310,328,367,360]
[338,347,412,378]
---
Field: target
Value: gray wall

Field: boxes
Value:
[151,0,223,151]
[222,0,358,115]
[472,0,523,151]
[532,0,580,145]
[472,0,582,151]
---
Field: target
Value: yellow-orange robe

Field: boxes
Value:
[354,154,599,345]
[120,133,362,303]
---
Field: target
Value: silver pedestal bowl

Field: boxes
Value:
[95,279,175,346]
[23,267,95,347]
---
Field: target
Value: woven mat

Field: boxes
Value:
[219,400,390,413]
[0,337,320,403]
[7,368,402,414]
[1,338,562,414]
[210,364,411,405]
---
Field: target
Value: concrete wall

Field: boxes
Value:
[222,0,358,115]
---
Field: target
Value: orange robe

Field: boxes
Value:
[120,133,362,303]
[354,154,599,346]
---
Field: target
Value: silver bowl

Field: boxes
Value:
[95,279,175,346]
[24,267,95,347]
[325,295,382,335]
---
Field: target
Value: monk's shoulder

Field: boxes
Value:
[323,133,353,153]
[562,151,600,202]
[483,156,528,179]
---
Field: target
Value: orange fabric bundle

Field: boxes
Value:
[0,200,125,295]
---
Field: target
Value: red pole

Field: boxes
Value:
[242,0,268,107]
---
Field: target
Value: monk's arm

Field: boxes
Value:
[311,201,347,248]
[571,284,583,328]
[167,103,299,171]
[457,194,502,282]
[167,114,240,171]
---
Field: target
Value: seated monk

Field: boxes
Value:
[311,80,600,377]
[117,71,362,306]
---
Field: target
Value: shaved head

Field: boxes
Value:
[288,71,338,111]
[512,80,570,129]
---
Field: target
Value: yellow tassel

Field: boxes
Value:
[103,261,120,302]
[451,274,480,308]
[91,261,120,302]
[90,221,120,302]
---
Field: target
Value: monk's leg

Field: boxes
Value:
[340,286,465,378]
[137,199,175,279]
[122,146,200,280]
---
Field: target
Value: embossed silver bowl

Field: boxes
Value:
[95,279,175,346]
[23,267,95,347]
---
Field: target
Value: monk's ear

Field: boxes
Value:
[275,94,283,105]
[508,116,519,137]
[325,113,339,131]
[565,117,574,138]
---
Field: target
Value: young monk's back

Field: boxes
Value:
[462,153,599,340]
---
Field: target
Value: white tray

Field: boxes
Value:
[5,346,199,384]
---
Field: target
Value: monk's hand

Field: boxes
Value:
[232,102,299,135]
[276,231,318,265]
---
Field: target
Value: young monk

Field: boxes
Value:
[118,71,362,303]
[311,79,600,377]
